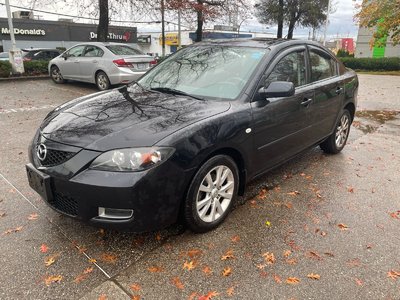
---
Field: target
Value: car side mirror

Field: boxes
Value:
[62,53,68,60]
[258,81,295,98]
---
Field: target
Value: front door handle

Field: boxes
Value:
[301,98,312,106]
[336,87,344,95]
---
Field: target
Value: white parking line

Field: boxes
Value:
[0,172,111,279]
[0,105,57,114]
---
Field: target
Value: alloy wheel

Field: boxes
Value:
[335,114,350,148]
[195,165,234,223]
[51,67,63,83]
[97,74,109,90]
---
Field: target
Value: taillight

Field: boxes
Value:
[150,60,157,66]
[113,59,133,68]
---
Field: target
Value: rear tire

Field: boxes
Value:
[320,110,351,154]
[50,66,64,84]
[184,155,239,233]
[96,71,110,91]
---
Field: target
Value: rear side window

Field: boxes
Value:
[106,45,143,56]
[67,46,85,57]
[309,50,336,82]
[266,51,306,87]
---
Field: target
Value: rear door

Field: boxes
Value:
[58,45,85,80]
[306,46,345,142]
[78,45,104,82]
[250,46,314,175]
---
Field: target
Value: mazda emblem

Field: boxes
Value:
[36,144,47,161]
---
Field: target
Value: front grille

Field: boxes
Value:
[51,192,78,216]
[40,149,75,167]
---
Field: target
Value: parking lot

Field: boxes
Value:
[0,76,399,299]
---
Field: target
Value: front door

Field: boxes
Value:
[78,45,104,83]
[251,47,314,175]
[58,45,85,80]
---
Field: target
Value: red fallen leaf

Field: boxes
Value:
[221,249,235,260]
[284,202,293,209]
[74,273,88,284]
[262,252,275,264]
[40,244,49,253]
[186,249,202,258]
[338,223,349,230]
[130,283,141,292]
[307,273,320,280]
[171,276,184,290]
[199,291,219,300]
[230,235,240,243]
[355,278,363,286]
[273,274,282,283]
[222,267,232,277]
[287,240,301,251]
[100,253,117,264]
[387,270,400,280]
[155,233,162,241]
[148,266,164,273]
[286,277,300,284]
[183,260,197,271]
[203,266,212,275]
[287,191,300,196]
[259,271,268,278]
[44,275,63,286]
[131,296,140,300]
[347,258,362,267]
[250,199,257,207]
[389,211,400,219]
[84,267,94,274]
[258,188,268,199]
[347,187,354,193]
[226,286,235,296]
[28,213,38,220]
[98,295,107,300]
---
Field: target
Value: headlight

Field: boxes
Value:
[90,147,175,172]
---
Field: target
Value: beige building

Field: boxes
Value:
[355,27,400,58]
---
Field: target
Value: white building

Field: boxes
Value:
[355,27,400,58]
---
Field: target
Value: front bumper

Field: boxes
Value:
[27,147,192,232]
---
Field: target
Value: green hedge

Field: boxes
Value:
[0,61,12,78]
[23,61,48,75]
[340,57,400,71]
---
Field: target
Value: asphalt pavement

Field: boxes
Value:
[0,76,399,300]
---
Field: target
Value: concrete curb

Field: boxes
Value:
[0,75,50,82]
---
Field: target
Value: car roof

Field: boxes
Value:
[74,42,131,46]
[22,48,60,52]
[194,38,325,50]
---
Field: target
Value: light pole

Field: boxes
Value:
[323,0,332,46]
[5,0,24,74]
[161,0,166,57]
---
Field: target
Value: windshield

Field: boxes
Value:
[106,45,144,56]
[138,46,267,100]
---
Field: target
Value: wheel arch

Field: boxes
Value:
[344,102,356,122]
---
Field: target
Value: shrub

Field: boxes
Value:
[0,61,12,78]
[340,57,400,71]
[336,49,354,58]
[23,60,49,75]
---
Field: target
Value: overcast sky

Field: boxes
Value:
[0,0,361,40]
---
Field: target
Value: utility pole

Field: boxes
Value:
[178,7,181,49]
[161,0,166,57]
[323,0,332,46]
[5,0,24,74]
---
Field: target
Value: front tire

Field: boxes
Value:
[184,155,239,233]
[50,66,64,84]
[96,71,110,91]
[320,109,351,154]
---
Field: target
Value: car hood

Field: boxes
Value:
[40,86,231,151]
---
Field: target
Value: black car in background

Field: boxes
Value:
[26,39,359,233]
[22,48,62,62]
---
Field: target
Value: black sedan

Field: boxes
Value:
[26,39,358,233]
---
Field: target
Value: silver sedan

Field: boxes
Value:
[48,42,155,90]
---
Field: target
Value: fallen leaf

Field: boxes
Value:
[250,199,257,207]
[262,252,275,264]
[171,276,184,290]
[100,253,117,264]
[98,295,107,300]
[221,250,235,260]
[389,211,400,219]
[324,252,335,258]
[265,220,272,227]
[338,223,349,230]
[258,188,268,199]
[183,260,196,271]
[347,258,361,267]
[286,277,300,284]
[347,187,354,193]
[0,211,6,218]
[283,250,292,258]
[286,258,298,265]
[273,274,282,283]
[199,291,219,300]
[366,244,373,250]
[148,266,164,273]
[202,266,212,275]
[226,286,235,296]
[74,273,88,284]
[44,275,62,286]
[387,270,400,280]
[131,296,140,300]
[222,267,232,277]
[355,278,363,286]
[28,213,38,220]
[83,267,94,274]
[130,283,141,292]
[155,233,162,241]
[187,249,202,258]
[287,191,300,196]
[231,235,240,243]
[40,244,49,253]
[307,251,322,260]
[3,226,23,234]
[45,256,56,267]
[284,202,293,209]
[89,258,97,264]
[256,263,266,270]
[307,273,320,280]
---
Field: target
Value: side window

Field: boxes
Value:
[83,46,104,57]
[67,46,85,57]
[266,51,306,87]
[309,50,336,82]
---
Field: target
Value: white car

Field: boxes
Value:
[48,42,156,90]
[0,52,9,61]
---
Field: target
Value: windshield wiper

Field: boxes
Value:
[150,87,205,101]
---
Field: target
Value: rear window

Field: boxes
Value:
[106,45,143,56]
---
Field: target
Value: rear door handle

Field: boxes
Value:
[336,87,344,95]
[301,98,312,106]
